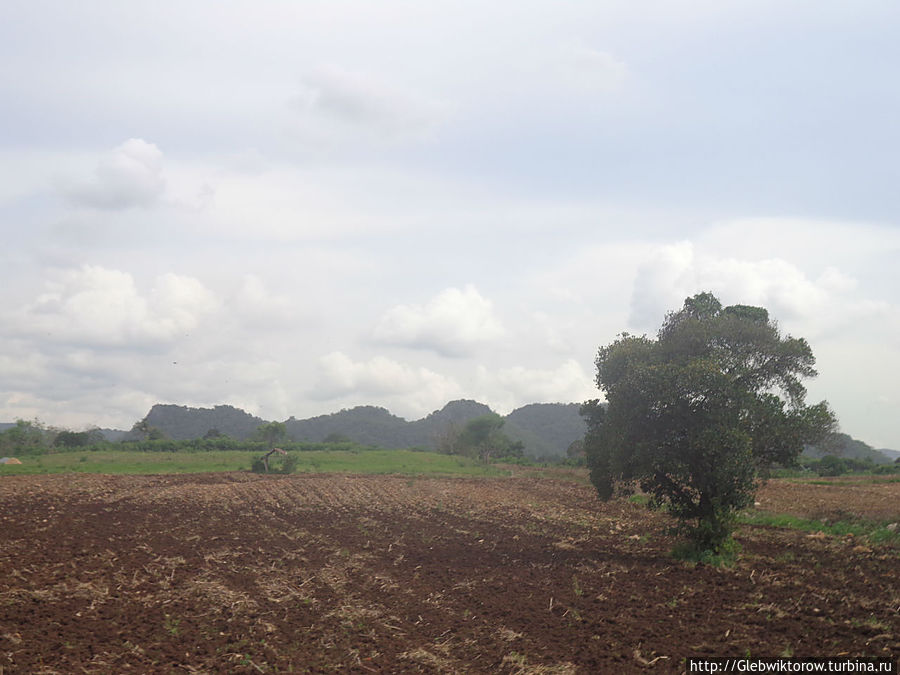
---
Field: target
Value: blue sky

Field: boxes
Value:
[1,1,898,448]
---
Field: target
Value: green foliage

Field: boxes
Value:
[251,451,300,474]
[440,413,525,462]
[805,454,885,476]
[54,429,104,448]
[252,421,288,446]
[739,512,900,546]
[583,292,836,556]
[565,439,585,466]
[811,454,849,476]
[672,535,741,567]
[808,432,893,465]
[1,448,507,477]
[0,419,53,455]
[130,417,167,441]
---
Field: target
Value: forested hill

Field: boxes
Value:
[504,403,585,458]
[130,400,586,458]
[804,432,895,465]
[131,404,267,441]
[111,401,898,463]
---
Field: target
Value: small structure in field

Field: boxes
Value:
[0,457,22,465]
[260,447,287,473]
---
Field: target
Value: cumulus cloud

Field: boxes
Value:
[480,359,596,411]
[233,274,297,327]
[627,241,890,339]
[291,64,452,143]
[13,265,219,348]
[65,139,166,210]
[311,351,461,417]
[373,285,504,357]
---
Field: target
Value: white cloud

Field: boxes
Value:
[65,139,165,210]
[477,359,596,413]
[311,351,461,418]
[291,64,452,144]
[623,236,900,448]
[233,274,297,328]
[626,241,889,335]
[373,285,505,357]
[12,265,219,348]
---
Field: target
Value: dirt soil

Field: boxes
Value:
[0,472,897,673]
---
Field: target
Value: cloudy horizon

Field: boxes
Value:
[1,2,898,448]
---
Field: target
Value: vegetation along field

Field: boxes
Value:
[1,465,898,673]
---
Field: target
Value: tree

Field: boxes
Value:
[583,292,835,557]
[253,421,287,446]
[55,430,93,448]
[131,418,166,441]
[438,414,524,462]
[0,419,48,454]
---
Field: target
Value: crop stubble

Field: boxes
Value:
[0,472,897,673]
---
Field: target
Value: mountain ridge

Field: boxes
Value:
[130,399,584,458]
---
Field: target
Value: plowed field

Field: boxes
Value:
[1,472,897,673]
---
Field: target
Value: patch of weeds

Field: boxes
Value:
[666,597,678,609]
[780,644,793,658]
[163,614,181,636]
[571,575,583,597]
[628,494,650,507]
[740,512,900,547]
[774,551,796,563]
[671,537,740,567]
[504,652,528,668]
[854,616,888,631]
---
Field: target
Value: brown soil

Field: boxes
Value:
[0,472,897,673]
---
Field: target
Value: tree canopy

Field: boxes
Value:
[437,413,524,462]
[583,292,835,556]
[252,421,288,446]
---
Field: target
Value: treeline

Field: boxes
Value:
[802,454,900,476]
[0,419,380,456]
[128,400,588,459]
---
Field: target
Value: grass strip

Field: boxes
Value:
[739,511,900,546]
[0,449,508,477]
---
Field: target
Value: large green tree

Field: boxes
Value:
[253,421,288,446]
[583,292,835,555]
[438,413,524,462]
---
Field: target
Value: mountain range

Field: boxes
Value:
[133,400,586,459]
[3,401,897,463]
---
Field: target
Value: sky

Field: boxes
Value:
[1,1,898,448]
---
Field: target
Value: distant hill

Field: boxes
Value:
[803,432,894,465]
[7,401,892,463]
[879,448,900,462]
[127,399,581,457]
[407,400,495,449]
[129,404,267,441]
[285,400,496,450]
[504,403,586,459]
[98,428,129,442]
[285,406,412,448]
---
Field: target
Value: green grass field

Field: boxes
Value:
[0,449,508,477]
